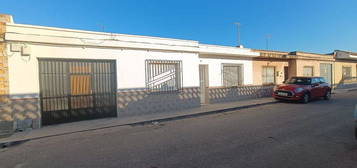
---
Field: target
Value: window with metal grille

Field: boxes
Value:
[303,66,314,77]
[145,60,182,92]
[262,66,275,85]
[342,66,352,79]
[222,64,244,87]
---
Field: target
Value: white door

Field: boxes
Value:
[199,65,209,104]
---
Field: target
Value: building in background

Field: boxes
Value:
[334,50,357,85]
[251,50,289,85]
[252,50,335,86]
[252,49,357,88]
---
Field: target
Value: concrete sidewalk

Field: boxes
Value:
[0,97,277,147]
[332,87,357,94]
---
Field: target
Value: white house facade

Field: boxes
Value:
[0,15,267,132]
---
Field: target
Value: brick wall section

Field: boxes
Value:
[0,19,12,136]
[0,22,9,100]
[117,87,201,117]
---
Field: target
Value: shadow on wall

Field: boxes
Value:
[0,85,273,134]
[117,87,201,117]
[209,85,274,104]
[0,94,40,135]
[117,85,274,117]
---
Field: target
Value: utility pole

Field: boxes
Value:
[234,22,241,47]
[265,34,272,50]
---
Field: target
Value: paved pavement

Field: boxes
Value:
[1,91,357,168]
[0,97,276,145]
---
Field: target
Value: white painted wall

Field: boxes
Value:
[7,44,200,97]
[199,44,259,57]
[5,23,200,53]
[199,57,254,86]
[5,23,259,98]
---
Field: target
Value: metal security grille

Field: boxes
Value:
[342,66,352,79]
[320,63,332,84]
[303,66,314,77]
[262,66,275,85]
[39,59,117,126]
[145,60,182,92]
[222,64,243,87]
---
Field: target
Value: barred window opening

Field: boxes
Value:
[222,64,244,87]
[303,66,314,77]
[342,66,352,79]
[262,66,275,85]
[146,60,182,92]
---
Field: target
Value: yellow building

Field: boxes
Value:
[333,50,357,85]
[252,49,357,87]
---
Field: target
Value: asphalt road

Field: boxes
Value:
[1,92,357,168]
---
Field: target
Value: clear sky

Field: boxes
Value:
[1,0,356,53]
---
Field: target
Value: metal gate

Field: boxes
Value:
[39,59,117,126]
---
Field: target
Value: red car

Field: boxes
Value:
[273,77,332,103]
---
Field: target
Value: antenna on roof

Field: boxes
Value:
[234,22,243,48]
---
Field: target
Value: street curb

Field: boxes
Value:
[130,101,278,126]
[0,100,278,148]
[332,88,357,94]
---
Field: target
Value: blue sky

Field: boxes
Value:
[1,0,356,53]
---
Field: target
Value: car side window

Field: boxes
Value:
[312,78,319,84]
[319,77,326,83]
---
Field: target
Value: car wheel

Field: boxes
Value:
[302,93,310,104]
[324,90,331,100]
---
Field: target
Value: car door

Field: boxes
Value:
[319,77,329,95]
[310,78,322,98]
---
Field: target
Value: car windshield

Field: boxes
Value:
[285,77,312,85]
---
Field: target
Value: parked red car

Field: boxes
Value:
[273,77,332,103]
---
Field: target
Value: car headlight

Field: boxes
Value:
[294,88,304,93]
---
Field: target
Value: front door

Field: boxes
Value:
[320,63,332,85]
[199,65,209,104]
[39,59,117,126]
[284,66,289,81]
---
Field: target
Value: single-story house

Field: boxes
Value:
[252,50,335,85]
[333,50,357,85]
[0,14,267,132]
[252,49,357,87]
